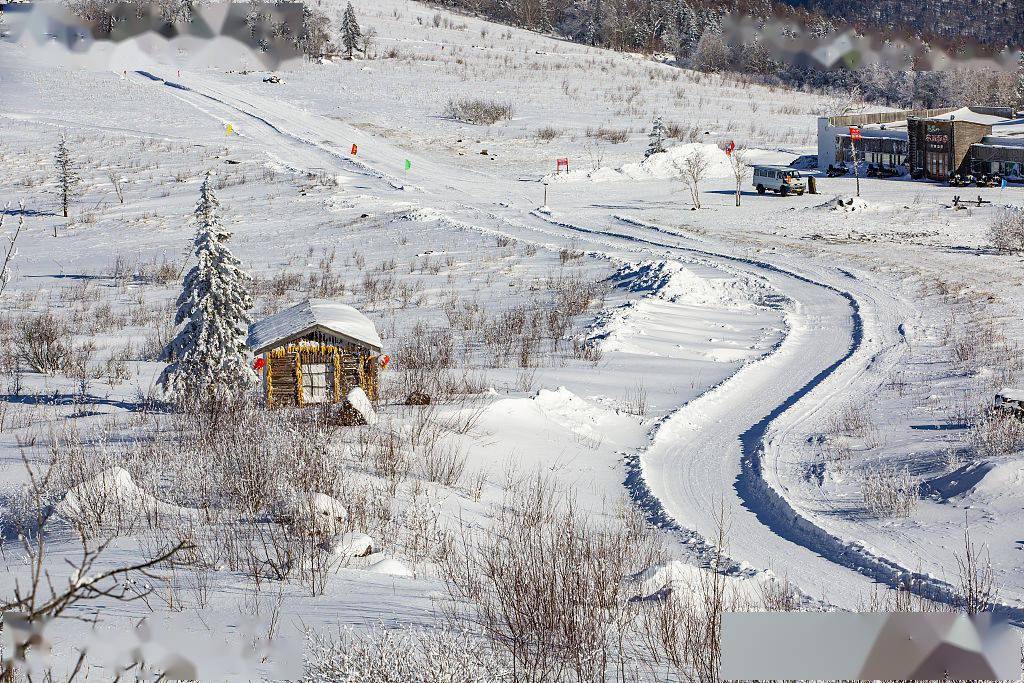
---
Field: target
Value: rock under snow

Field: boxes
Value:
[346,387,378,425]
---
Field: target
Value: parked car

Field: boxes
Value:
[753,165,806,196]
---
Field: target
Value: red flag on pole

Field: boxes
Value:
[253,357,266,371]
[725,140,736,156]
[351,143,358,155]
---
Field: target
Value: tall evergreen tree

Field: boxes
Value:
[159,174,256,404]
[340,2,362,58]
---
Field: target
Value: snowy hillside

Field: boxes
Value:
[2,0,1024,679]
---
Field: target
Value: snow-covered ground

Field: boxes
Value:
[3,0,1024,677]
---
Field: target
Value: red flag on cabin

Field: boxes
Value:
[253,357,266,371]
[725,140,736,156]
[351,143,358,155]
[380,354,391,369]
[849,126,861,141]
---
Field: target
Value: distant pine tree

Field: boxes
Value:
[54,135,78,220]
[340,2,362,58]
[645,117,667,158]
[159,174,256,405]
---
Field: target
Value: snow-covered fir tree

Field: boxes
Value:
[158,174,256,404]
[340,2,361,58]
[645,117,667,158]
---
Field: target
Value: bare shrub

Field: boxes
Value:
[681,150,710,209]
[988,205,1024,252]
[954,524,998,615]
[535,126,561,141]
[970,407,1024,458]
[397,322,455,370]
[306,625,508,681]
[442,475,662,682]
[17,312,70,374]
[862,463,917,518]
[587,126,629,144]
[443,98,514,125]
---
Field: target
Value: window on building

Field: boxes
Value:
[301,362,333,403]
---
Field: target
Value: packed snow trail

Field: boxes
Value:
[129,68,1020,614]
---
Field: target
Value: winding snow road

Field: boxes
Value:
[130,69,1010,613]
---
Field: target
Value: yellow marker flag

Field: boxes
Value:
[226,123,233,136]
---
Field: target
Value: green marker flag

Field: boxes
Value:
[404,159,411,171]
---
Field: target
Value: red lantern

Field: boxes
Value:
[253,357,266,371]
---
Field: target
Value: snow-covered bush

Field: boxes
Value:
[305,625,508,682]
[443,98,514,125]
[862,464,917,518]
[988,205,1024,253]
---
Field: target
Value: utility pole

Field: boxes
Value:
[543,181,549,207]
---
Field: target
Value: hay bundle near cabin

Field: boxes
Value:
[248,299,384,408]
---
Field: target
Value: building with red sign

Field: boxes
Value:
[817,107,1024,182]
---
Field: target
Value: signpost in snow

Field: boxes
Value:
[849,126,862,197]
[556,158,569,173]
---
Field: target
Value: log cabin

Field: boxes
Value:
[247,299,384,408]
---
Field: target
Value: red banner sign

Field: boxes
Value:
[849,127,862,141]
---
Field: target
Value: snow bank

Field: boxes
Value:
[631,560,765,605]
[56,467,183,525]
[545,143,732,184]
[612,260,769,310]
[818,196,874,213]
[346,387,378,425]
[367,557,414,578]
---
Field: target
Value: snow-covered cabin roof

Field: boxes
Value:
[925,107,1008,126]
[248,299,382,354]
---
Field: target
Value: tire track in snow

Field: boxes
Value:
[613,215,1024,621]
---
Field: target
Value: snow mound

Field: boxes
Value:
[56,467,182,525]
[819,196,873,213]
[367,557,414,578]
[632,560,764,605]
[291,492,348,536]
[545,143,732,184]
[612,260,769,310]
[346,387,378,425]
[329,531,375,559]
